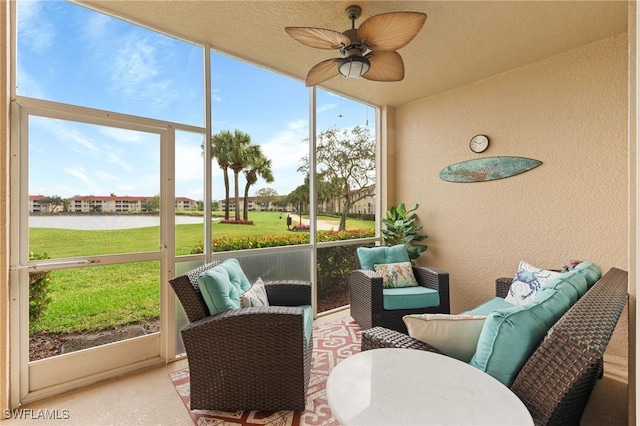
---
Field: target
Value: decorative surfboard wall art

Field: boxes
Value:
[439,156,542,183]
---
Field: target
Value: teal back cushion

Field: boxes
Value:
[470,288,567,386]
[562,270,588,298]
[543,271,588,304]
[356,245,410,271]
[197,259,251,315]
[531,287,573,324]
[462,297,513,316]
[573,261,602,288]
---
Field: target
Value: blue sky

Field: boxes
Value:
[18,0,375,202]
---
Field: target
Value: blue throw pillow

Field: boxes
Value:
[356,245,410,271]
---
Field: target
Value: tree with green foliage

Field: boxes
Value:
[299,126,375,231]
[40,195,63,213]
[209,130,239,220]
[288,180,309,225]
[243,147,274,220]
[142,194,160,213]
[226,131,255,221]
[273,196,289,212]
[255,187,278,211]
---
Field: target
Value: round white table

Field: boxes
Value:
[326,348,534,425]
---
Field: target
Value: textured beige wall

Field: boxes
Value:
[394,33,629,357]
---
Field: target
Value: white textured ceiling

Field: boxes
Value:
[77,1,628,108]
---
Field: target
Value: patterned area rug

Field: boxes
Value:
[170,317,362,426]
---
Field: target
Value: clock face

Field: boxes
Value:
[470,134,489,153]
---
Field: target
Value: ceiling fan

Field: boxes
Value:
[285,5,427,87]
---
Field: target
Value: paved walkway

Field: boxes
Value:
[290,214,336,231]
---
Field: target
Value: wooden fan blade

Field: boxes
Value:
[285,27,351,50]
[363,51,404,82]
[306,58,341,86]
[357,12,427,51]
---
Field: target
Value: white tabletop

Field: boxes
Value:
[326,348,534,426]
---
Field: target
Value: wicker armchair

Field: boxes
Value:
[349,253,450,333]
[169,261,312,412]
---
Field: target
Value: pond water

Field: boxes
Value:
[29,215,204,230]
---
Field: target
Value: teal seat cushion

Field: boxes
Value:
[300,305,313,350]
[462,297,513,316]
[197,259,251,315]
[470,288,567,386]
[383,286,440,310]
[573,261,602,288]
[357,244,410,271]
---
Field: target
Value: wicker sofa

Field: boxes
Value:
[361,266,628,425]
[169,261,312,412]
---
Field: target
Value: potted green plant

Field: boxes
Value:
[381,203,428,263]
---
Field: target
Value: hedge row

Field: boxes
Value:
[191,229,375,253]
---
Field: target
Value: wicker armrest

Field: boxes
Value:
[264,280,311,306]
[496,277,512,298]
[182,305,304,339]
[350,269,384,293]
[413,266,447,291]
[361,326,444,354]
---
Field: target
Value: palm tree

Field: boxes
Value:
[288,178,310,226]
[226,130,253,221]
[242,147,274,220]
[210,130,234,220]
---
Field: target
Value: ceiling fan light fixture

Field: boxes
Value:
[338,55,370,78]
[287,6,426,85]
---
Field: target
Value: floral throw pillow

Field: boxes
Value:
[240,277,269,308]
[504,261,561,306]
[373,262,419,288]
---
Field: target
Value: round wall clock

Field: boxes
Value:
[469,134,490,153]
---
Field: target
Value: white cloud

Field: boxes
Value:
[261,119,309,171]
[104,152,134,172]
[109,36,175,110]
[113,38,159,84]
[94,170,121,181]
[84,13,110,40]
[64,166,98,193]
[255,119,310,196]
[175,141,204,182]
[317,102,339,114]
[99,127,148,144]
[42,120,99,152]
[17,0,56,52]
[212,88,222,103]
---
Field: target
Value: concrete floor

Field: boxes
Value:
[2,314,629,425]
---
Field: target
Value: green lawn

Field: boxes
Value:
[29,212,374,334]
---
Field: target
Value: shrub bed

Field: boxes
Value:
[219,219,254,225]
[191,229,374,253]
